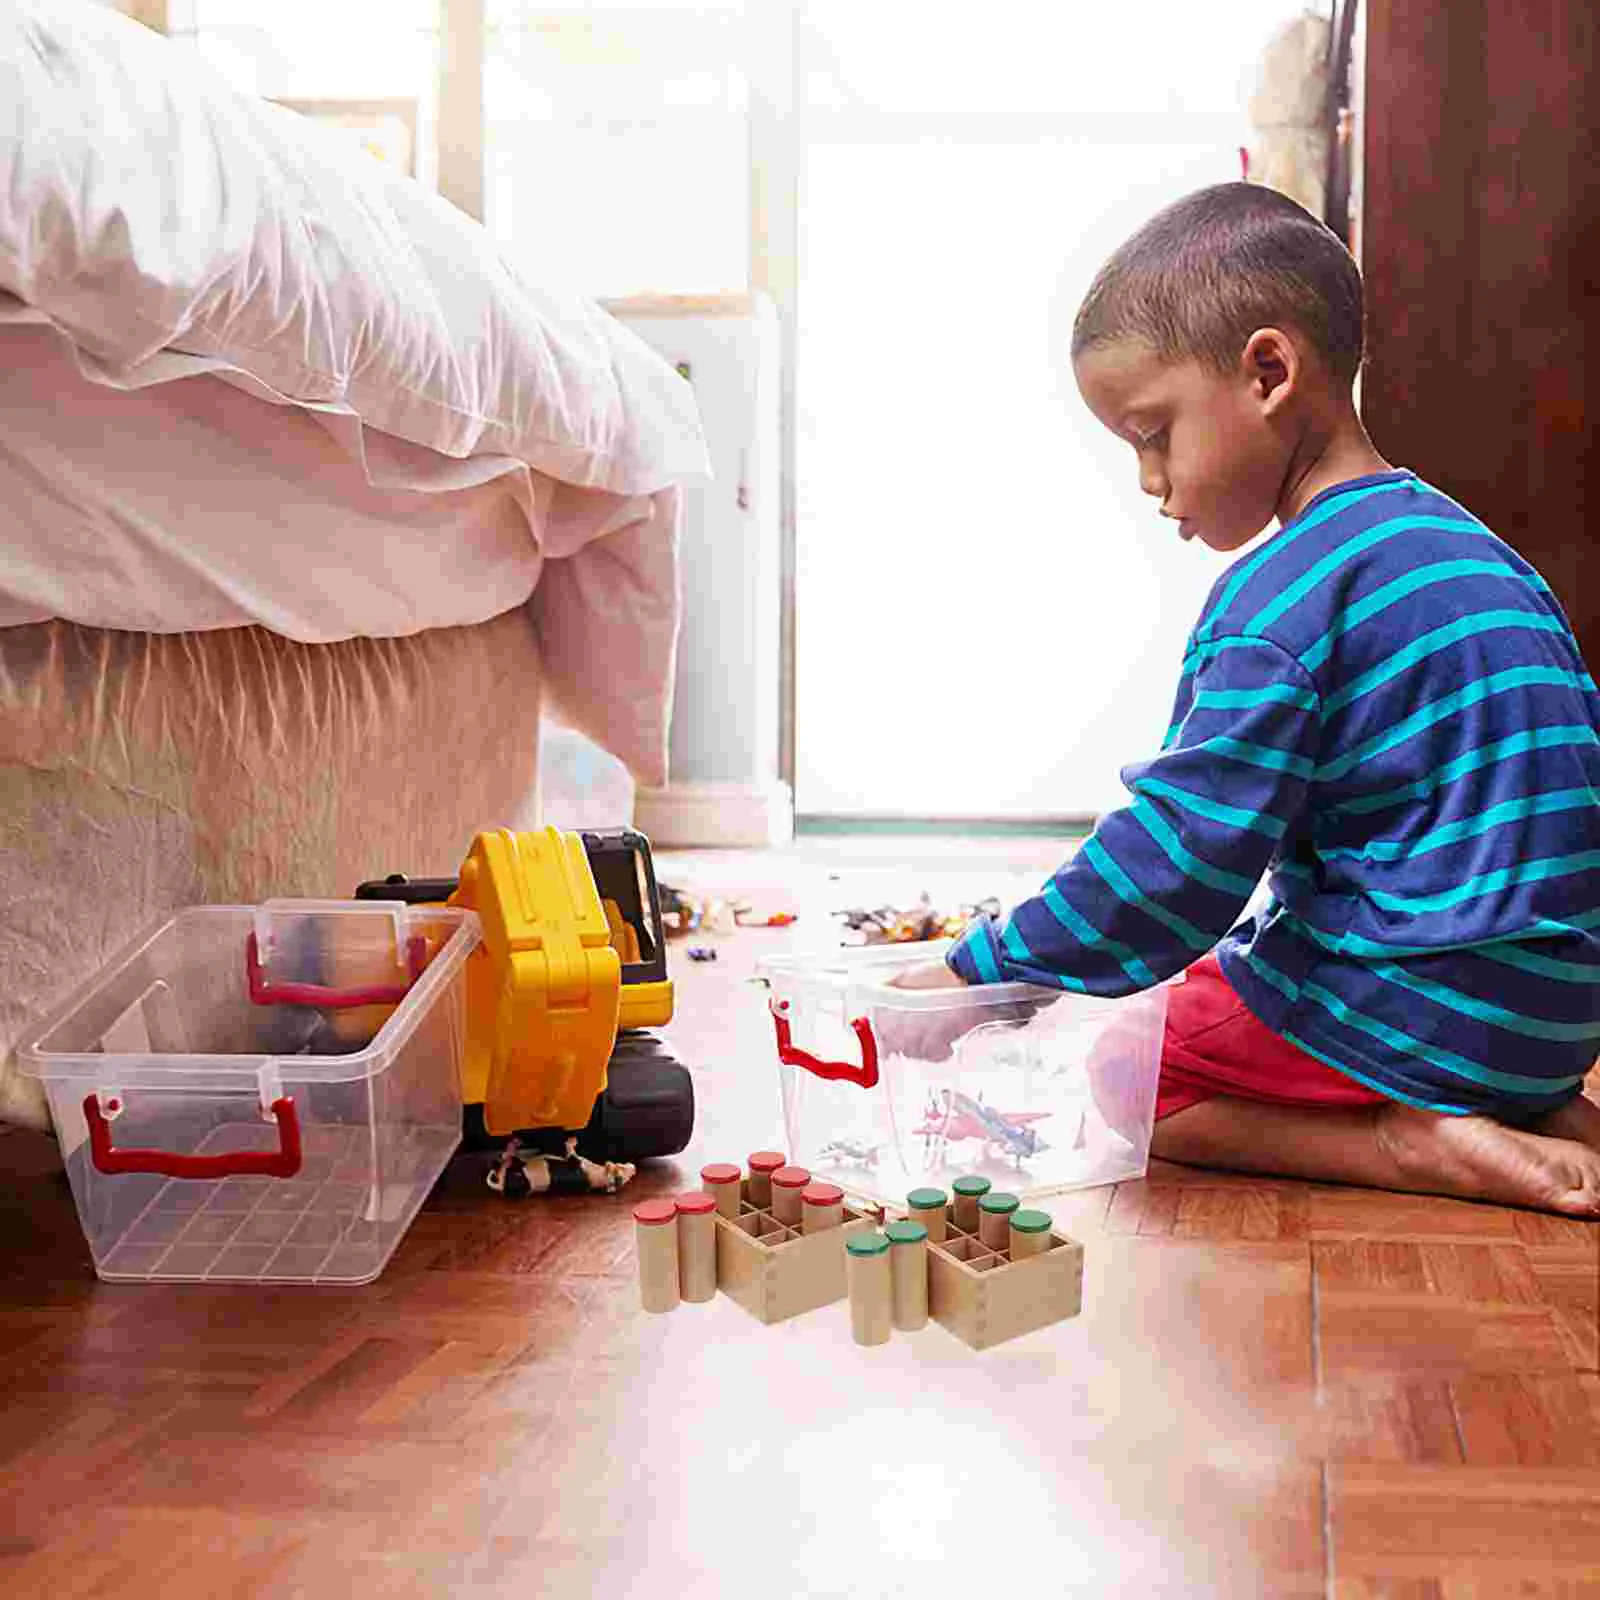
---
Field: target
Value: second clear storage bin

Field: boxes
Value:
[758,941,1172,1207]
[20,899,479,1285]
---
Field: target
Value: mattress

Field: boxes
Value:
[0,320,680,785]
[0,610,546,1132]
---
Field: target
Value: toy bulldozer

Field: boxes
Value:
[355,827,694,1165]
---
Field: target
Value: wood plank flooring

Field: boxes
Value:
[2,852,1597,1597]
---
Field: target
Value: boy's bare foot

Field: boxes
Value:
[1532,1090,1600,1153]
[1373,1102,1600,1216]
[1151,1094,1600,1217]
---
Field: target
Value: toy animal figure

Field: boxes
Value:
[486,1136,636,1198]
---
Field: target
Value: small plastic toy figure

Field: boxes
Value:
[686,946,718,963]
[486,1136,636,1198]
[734,907,797,928]
[660,885,739,936]
[834,894,1002,947]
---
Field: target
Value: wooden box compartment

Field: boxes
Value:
[925,1211,1084,1350]
[713,1187,875,1324]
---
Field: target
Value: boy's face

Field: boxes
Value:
[1073,337,1293,553]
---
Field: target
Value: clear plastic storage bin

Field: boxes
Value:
[21,900,479,1285]
[758,942,1172,1207]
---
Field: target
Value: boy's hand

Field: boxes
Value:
[885,960,967,992]
[875,958,1052,1063]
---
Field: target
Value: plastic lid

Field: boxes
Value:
[674,1192,718,1216]
[700,1163,742,1184]
[906,1187,948,1209]
[979,1191,1021,1215]
[1011,1209,1053,1234]
[846,1231,890,1257]
[633,1198,678,1226]
[801,1182,845,1207]
[952,1175,992,1197]
[772,1165,812,1188]
[885,1220,928,1246]
[747,1150,787,1173]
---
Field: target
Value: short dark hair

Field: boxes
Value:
[1071,183,1365,382]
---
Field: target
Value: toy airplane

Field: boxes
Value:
[916,1089,1050,1163]
[817,1136,883,1169]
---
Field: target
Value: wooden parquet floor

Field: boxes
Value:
[3,855,1598,1598]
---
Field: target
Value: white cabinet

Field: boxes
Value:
[605,293,791,846]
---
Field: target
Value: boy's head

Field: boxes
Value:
[1071,182,1366,552]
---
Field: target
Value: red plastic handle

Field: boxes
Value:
[771,1007,880,1089]
[84,1093,303,1179]
[245,931,427,1010]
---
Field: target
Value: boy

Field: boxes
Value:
[893,182,1600,1218]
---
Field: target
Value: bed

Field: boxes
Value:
[0,3,708,1130]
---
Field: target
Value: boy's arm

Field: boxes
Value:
[948,636,1319,994]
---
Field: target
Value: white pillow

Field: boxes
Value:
[0,0,708,495]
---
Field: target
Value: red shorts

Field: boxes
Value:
[1156,953,1388,1121]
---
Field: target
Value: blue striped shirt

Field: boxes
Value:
[948,470,1600,1118]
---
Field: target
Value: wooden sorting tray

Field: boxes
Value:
[713,1186,875,1325]
[926,1212,1084,1350]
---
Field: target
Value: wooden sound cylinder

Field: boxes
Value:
[770,1165,811,1226]
[846,1232,892,1346]
[700,1163,743,1219]
[675,1192,718,1303]
[634,1198,679,1313]
[906,1188,948,1244]
[951,1174,991,1232]
[978,1192,1020,1252]
[1009,1209,1053,1261]
[886,1220,929,1332]
[746,1150,786,1209]
[801,1181,845,1233]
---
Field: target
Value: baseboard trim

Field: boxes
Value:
[797,814,1097,838]
[634,780,795,848]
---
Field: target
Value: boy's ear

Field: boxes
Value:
[1241,327,1298,413]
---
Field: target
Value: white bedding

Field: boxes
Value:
[0,0,707,496]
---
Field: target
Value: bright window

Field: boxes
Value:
[794,2,1317,820]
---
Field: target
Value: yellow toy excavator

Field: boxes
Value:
[355,826,692,1162]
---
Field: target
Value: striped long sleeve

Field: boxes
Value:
[947,637,1317,995]
[946,469,1600,1120]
